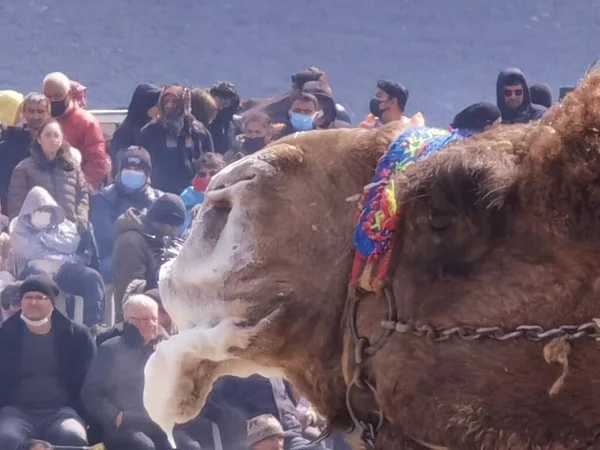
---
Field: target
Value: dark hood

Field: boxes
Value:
[496,68,546,124]
[126,84,161,127]
[302,81,338,126]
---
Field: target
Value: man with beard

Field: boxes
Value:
[0,93,49,213]
[496,68,546,124]
[139,85,211,194]
[208,81,243,154]
[43,72,110,191]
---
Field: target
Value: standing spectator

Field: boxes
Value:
[0,90,23,128]
[208,81,243,154]
[530,83,553,109]
[496,68,546,124]
[112,194,186,321]
[274,93,321,139]
[81,294,200,450]
[139,85,208,194]
[91,146,163,283]
[0,92,50,213]
[7,119,89,229]
[43,72,110,190]
[368,80,409,126]
[226,112,273,162]
[109,84,161,170]
[0,274,95,448]
[301,81,351,130]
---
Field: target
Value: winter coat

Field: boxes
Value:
[208,114,242,155]
[90,183,163,262]
[10,186,81,270]
[0,126,32,213]
[301,81,351,130]
[81,323,162,432]
[139,117,212,194]
[58,104,110,190]
[109,83,161,171]
[7,143,89,227]
[112,208,164,319]
[496,68,547,125]
[0,309,96,413]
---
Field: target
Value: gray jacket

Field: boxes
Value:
[10,186,80,268]
[81,329,156,432]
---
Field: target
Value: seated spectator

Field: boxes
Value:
[7,119,89,230]
[0,90,24,127]
[82,294,199,450]
[139,85,211,194]
[43,72,110,190]
[226,112,273,162]
[273,93,322,139]
[208,81,243,154]
[10,186,105,326]
[91,146,163,282]
[496,68,546,124]
[530,82,553,109]
[112,194,186,321]
[190,88,219,128]
[180,152,226,232]
[451,102,502,134]
[109,84,161,170]
[0,274,95,448]
[0,92,50,212]
[301,81,351,130]
[246,414,291,450]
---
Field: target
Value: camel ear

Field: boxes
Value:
[408,112,425,127]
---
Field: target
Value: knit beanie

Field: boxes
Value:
[451,102,501,132]
[19,274,59,304]
[146,194,186,226]
[118,145,152,176]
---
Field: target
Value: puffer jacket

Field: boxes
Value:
[7,143,89,227]
[9,186,80,269]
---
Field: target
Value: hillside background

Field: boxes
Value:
[1,0,598,126]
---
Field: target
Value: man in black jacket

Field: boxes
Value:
[0,275,96,449]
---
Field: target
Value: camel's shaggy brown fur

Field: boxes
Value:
[161,70,600,450]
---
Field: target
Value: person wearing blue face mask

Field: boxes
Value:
[282,93,320,136]
[90,146,163,284]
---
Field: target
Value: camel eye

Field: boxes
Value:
[428,210,453,232]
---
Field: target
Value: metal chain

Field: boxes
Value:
[380,320,600,342]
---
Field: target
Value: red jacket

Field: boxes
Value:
[58,105,110,190]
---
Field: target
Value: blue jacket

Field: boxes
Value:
[178,186,205,235]
[90,183,162,279]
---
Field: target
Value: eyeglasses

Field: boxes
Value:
[22,294,50,302]
[504,89,524,97]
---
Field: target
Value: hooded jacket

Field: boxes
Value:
[109,84,161,169]
[496,68,546,125]
[7,142,89,227]
[0,126,32,213]
[111,208,164,320]
[10,187,81,269]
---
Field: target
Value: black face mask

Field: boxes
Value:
[122,322,145,347]
[50,99,68,118]
[243,136,267,154]
[369,98,382,117]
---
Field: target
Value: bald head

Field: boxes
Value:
[43,72,70,102]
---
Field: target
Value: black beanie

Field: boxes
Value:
[451,102,501,132]
[118,146,152,176]
[530,83,553,108]
[146,194,186,226]
[19,274,59,304]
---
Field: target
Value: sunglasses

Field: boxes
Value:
[504,89,524,97]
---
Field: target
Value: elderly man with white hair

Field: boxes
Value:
[43,72,110,191]
[81,294,201,450]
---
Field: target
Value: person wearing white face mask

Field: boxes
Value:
[10,186,106,326]
[90,146,163,284]
[0,274,95,449]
